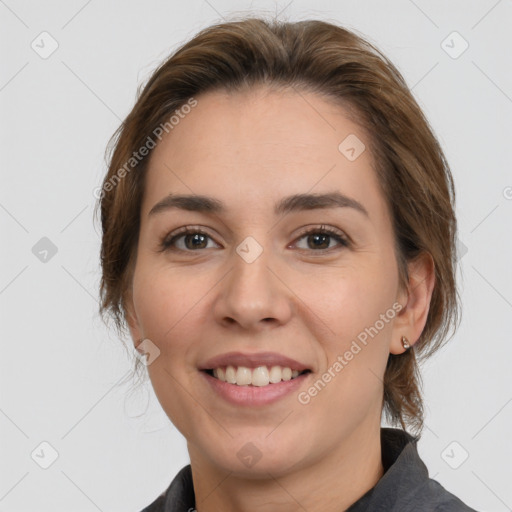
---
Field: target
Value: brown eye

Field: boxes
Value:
[160,228,219,252]
[180,232,209,250]
[159,225,349,254]
[293,226,349,252]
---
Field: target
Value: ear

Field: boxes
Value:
[390,252,435,355]
[124,289,143,349]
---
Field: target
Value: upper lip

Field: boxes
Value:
[199,351,311,372]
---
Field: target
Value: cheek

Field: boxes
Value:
[303,257,398,406]
[132,262,205,355]
[131,263,208,434]
[309,259,398,342]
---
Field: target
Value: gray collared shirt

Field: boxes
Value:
[140,427,478,511]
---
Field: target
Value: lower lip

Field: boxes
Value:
[201,371,310,406]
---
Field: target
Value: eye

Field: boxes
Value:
[292,225,350,252]
[159,225,350,253]
[159,226,219,252]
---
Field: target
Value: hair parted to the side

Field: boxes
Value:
[95,15,460,437]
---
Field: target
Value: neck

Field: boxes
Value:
[189,423,384,512]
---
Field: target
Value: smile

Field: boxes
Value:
[205,365,310,387]
[199,351,313,406]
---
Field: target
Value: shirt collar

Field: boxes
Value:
[346,427,427,511]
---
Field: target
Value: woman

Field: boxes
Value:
[97,16,477,512]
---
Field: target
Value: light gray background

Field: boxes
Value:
[1,1,511,511]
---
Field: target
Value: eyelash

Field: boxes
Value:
[158,225,350,254]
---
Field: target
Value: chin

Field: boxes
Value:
[200,432,308,478]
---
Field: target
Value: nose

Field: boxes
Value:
[212,242,293,331]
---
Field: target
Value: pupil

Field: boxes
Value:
[183,233,331,250]
[187,234,206,249]
[310,234,329,249]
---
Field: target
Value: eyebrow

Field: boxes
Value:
[148,192,369,218]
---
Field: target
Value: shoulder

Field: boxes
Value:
[139,494,166,512]
[375,429,478,512]
[401,478,479,512]
[138,465,195,512]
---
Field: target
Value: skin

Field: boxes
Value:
[125,86,435,512]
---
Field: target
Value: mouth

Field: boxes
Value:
[198,351,313,406]
[202,366,312,387]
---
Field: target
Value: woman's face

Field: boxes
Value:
[127,86,410,476]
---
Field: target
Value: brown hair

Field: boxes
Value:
[96,16,460,436]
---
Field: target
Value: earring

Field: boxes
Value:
[401,336,410,350]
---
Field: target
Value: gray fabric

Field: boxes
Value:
[140,428,478,511]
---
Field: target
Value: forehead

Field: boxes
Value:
[142,87,386,221]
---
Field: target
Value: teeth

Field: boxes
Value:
[252,366,269,387]
[225,365,236,384]
[236,366,252,386]
[212,365,305,386]
[269,365,282,384]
